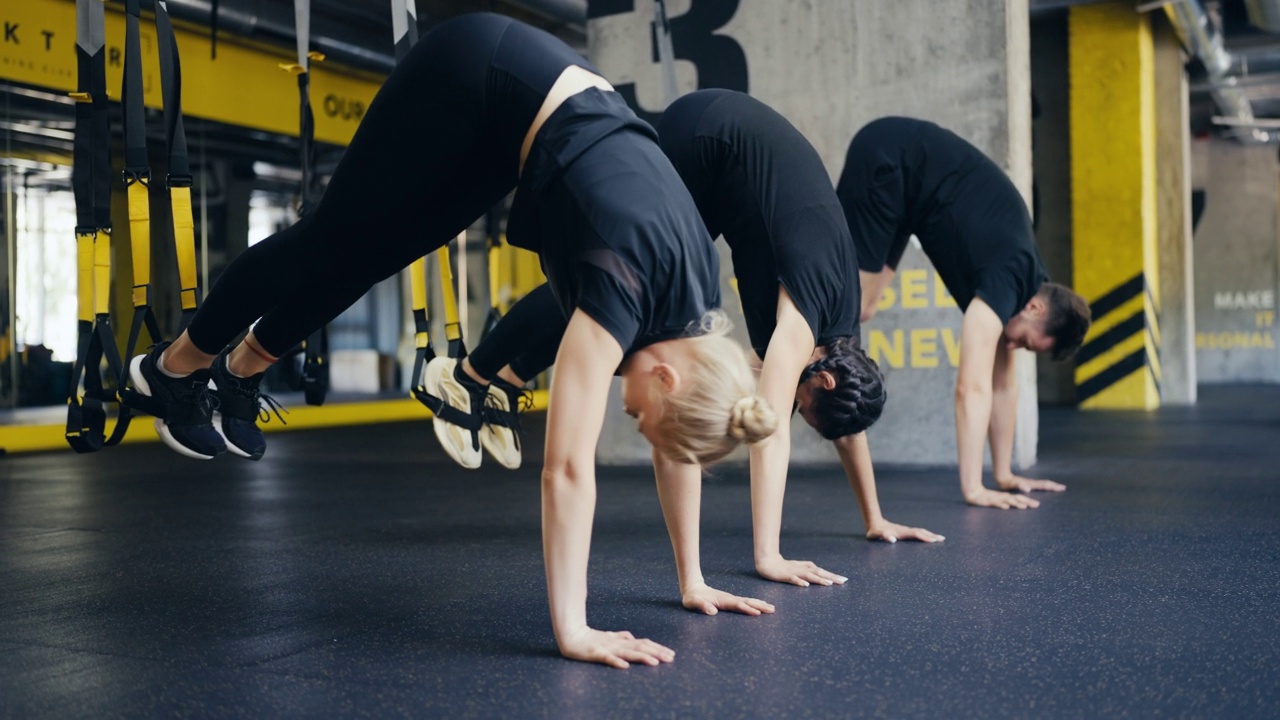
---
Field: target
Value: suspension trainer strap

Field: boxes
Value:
[106,0,167,446]
[407,256,437,405]
[209,0,220,59]
[66,0,114,452]
[653,0,679,108]
[154,0,201,332]
[389,0,443,412]
[389,0,418,63]
[438,241,467,359]
[287,0,329,406]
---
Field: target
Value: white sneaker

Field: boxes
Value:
[481,381,525,470]
[422,357,483,469]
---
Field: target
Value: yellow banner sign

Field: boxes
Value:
[1,0,385,146]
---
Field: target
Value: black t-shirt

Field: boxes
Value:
[836,116,1047,324]
[508,89,719,357]
[657,89,860,357]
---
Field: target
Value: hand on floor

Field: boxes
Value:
[866,518,945,544]
[996,474,1067,494]
[755,555,848,587]
[964,487,1041,509]
[682,583,776,616]
[558,626,675,669]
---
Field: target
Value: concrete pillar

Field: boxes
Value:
[588,0,1035,466]
[1069,2,1161,410]
[1152,15,1197,405]
[1190,138,1280,383]
[1031,11,1077,405]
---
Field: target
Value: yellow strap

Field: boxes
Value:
[76,232,95,323]
[126,180,151,301]
[93,231,112,316]
[169,186,199,311]
[410,257,427,314]
[438,245,460,326]
[488,243,502,310]
[409,257,430,350]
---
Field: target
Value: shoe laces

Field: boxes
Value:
[224,372,289,426]
[257,392,289,426]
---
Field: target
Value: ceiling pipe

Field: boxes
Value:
[143,0,397,73]
[1244,0,1280,32]
[1164,0,1274,142]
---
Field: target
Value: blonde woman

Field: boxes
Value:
[122,14,775,668]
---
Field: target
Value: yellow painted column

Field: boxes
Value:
[1069,2,1161,410]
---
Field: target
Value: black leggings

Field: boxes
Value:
[468,283,564,382]
[186,14,590,357]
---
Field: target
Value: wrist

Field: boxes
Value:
[553,621,589,648]
[754,549,782,567]
[678,573,707,595]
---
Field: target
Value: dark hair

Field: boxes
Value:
[802,337,887,440]
[1039,282,1091,361]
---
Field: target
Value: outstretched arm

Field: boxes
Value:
[833,432,944,543]
[752,287,847,588]
[543,309,675,669]
[989,344,1066,495]
[955,300,1037,509]
[652,448,775,616]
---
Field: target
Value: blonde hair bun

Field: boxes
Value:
[729,395,778,443]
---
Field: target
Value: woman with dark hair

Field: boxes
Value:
[122,13,778,668]
[431,90,942,600]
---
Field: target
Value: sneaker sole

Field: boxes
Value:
[423,358,482,470]
[480,388,521,470]
[130,355,220,461]
[480,424,521,470]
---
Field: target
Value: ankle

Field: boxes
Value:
[227,342,273,378]
[156,349,191,379]
[456,360,488,389]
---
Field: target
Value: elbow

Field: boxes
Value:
[954,381,992,405]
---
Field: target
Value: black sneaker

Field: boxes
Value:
[126,342,226,460]
[209,348,287,461]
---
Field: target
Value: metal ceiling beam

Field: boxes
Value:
[146,0,398,73]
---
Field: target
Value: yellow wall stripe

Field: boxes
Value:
[1087,294,1145,341]
[1077,332,1145,385]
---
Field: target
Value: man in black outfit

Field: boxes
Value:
[834,116,1091,510]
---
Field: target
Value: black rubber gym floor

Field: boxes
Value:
[2,385,1277,718]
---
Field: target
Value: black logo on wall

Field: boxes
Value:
[588,0,748,125]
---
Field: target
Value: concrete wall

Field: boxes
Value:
[588,0,1036,466]
[1191,138,1280,383]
